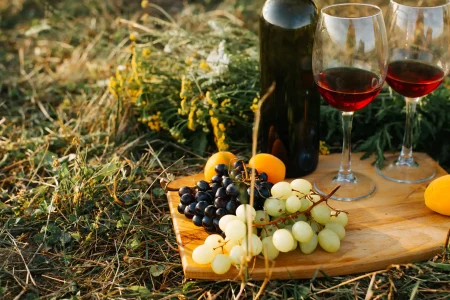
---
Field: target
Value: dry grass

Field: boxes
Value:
[0,1,449,299]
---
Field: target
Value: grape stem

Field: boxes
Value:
[252,185,342,228]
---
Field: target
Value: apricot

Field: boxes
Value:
[425,175,450,216]
[204,151,237,181]
[249,153,286,184]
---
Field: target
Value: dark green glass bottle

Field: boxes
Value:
[259,0,320,178]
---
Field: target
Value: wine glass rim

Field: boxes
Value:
[390,0,450,9]
[321,3,383,19]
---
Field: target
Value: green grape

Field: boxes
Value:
[325,222,346,240]
[219,215,239,231]
[272,229,295,252]
[262,236,280,260]
[330,212,348,227]
[192,244,215,264]
[299,197,312,211]
[292,221,313,243]
[264,197,286,217]
[205,234,225,255]
[293,214,308,222]
[260,224,277,239]
[285,195,302,213]
[211,254,232,274]
[223,238,240,253]
[229,245,244,265]
[300,233,318,254]
[271,182,292,199]
[311,204,331,224]
[236,204,256,223]
[318,229,340,253]
[254,210,269,225]
[241,234,263,256]
[290,179,312,197]
[225,219,246,241]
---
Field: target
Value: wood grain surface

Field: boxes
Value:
[167,152,450,280]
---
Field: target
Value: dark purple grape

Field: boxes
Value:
[192,214,203,226]
[233,161,244,172]
[195,191,210,203]
[188,202,197,214]
[258,172,268,182]
[215,187,227,199]
[214,197,227,208]
[211,175,222,184]
[247,186,260,200]
[195,201,209,215]
[197,180,210,191]
[211,183,220,195]
[213,217,220,228]
[258,186,271,199]
[225,200,238,214]
[184,206,194,219]
[180,193,195,205]
[263,182,274,191]
[205,225,217,233]
[222,177,233,188]
[236,197,242,206]
[202,216,213,227]
[204,205,216,218]
[216,208,227,219]
[254,198,265,210]
[229,170,239,180]
[226,184,239,197]
[206,192,214,202]
[214,164,228,176]
[178,186,193,197]
[245,168,259,177]
[177,203,186,214]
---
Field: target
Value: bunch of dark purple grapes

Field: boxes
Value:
[177,161,274,233]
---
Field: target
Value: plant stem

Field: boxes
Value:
[397,97,420,166]
[336,111,356,182]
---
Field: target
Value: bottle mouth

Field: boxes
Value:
[321,3,382,19]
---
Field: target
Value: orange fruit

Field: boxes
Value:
[424,175,450,216]
[248,153,286,184]
[204,151,237,181]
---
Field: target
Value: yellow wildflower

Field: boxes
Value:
[147,112,162,131]
[180,75,192,101]
[108,76,119,98]
[210,116,228,151]
[199,60,211,72]
[129,32,138,41]
[209,109,214,116]
[187,99,198,131]
[141,0,149,8]
[319,141,330,155]
[185,56,194,66]
[221,98,231,107]
[142,49,151,57]
[131,49,140,83]
[250,103,258,113]
[205,91,216,107]
[126,87,142,102]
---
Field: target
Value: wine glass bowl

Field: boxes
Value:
[312,4,388,201]
[376,0,450,183]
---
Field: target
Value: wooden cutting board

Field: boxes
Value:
[167,152,450,280]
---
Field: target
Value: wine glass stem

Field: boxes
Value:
[337,111,355,182]
[397,97,420,166]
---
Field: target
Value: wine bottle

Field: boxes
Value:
[259,0,321,178]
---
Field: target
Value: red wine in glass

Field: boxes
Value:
[316,67,383,112]
[386,60,445,98]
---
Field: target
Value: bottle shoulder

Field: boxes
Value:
[262,0,318,29]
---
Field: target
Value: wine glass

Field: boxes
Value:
[376,0,450,183]
[313,4,388,201]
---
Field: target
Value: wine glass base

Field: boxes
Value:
[375,155,436,184]
[314,172,376,201]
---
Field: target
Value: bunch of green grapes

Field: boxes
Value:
[191,179,349,275]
